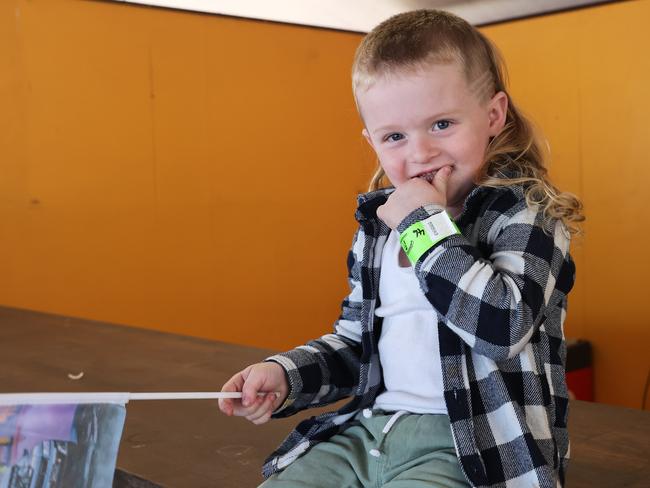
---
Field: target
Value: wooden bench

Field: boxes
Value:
[1,306,648,487]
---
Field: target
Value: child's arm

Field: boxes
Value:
[406,192,574,361]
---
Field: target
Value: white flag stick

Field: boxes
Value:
[0,391,272,405]
[129,392,250,401]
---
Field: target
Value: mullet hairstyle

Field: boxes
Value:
[352,9,584,234]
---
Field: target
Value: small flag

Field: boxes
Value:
[0,394,127,488]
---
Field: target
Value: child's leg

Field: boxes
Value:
[259,421,369,488]
[382,451,469,488]
[380,414,469,488]
[261,412,469,488]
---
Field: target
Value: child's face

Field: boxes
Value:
[358,62,507,214]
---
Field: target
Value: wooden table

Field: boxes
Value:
[0,306,648,487]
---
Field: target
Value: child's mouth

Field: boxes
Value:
[417,170,438,183]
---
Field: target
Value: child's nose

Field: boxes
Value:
[409,136,440,164]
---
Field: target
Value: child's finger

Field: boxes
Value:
[241,369,267,407]
[244,394,271,420]
[270,391,284,412]
[251,407,274,426]
[433,165,452,193]
[218,392,240,416]
[218,397,231,415]
[246,393,277,424]
[232,394,264,417]
[218,372,245,415]
[246,395,269,422]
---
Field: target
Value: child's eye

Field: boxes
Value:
[384,133,404,142]
[433,120,451,131]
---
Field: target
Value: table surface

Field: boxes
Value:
[1,306,648,487]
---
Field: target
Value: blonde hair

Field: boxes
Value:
[352,10,584,234]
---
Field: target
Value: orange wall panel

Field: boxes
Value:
[0,0,373,350]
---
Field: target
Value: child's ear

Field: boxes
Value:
[362,128,375,149]
[487,91,508,136]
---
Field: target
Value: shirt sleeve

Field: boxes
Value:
[401,191,575,361]
[266,228,365,417]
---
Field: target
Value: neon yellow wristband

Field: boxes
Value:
[399,211,460,264]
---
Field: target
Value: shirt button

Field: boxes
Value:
[369,449,381,458]
[362,408,373,418]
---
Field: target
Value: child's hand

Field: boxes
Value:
[218,362,289,425]
[377,166,451,229]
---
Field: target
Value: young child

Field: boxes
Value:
[219,9,583,488]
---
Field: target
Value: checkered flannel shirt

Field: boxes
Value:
[264,183,574,488]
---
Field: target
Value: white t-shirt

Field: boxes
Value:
[373,230,447,414]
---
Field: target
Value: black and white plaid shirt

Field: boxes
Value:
[264,183,574,488]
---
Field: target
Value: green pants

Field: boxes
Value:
[260,410,470,488]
